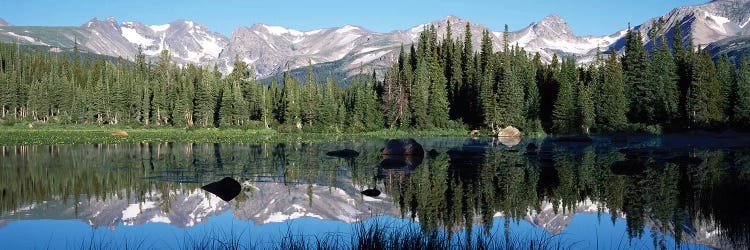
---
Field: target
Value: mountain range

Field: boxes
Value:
[1,0,749,80]
[0,181,731,249]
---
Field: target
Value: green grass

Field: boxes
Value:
[0,122,472,145]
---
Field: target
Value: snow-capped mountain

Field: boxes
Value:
[1,0,749,78]
[119,19,228,65]
[0,185,731,249]
[0,18,12,27]
[81,17,228,66]
[1,181,398,229]
[221,23,382,77]
[635,0,750,49]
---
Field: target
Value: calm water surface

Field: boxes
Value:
[1,136,749,249]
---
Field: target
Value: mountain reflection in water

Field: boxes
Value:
[0,136,749,249]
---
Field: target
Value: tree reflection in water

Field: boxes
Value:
[0,136,748,249]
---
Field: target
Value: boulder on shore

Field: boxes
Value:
[381,138,424,156]
[497,126,521,138]
[111,131,128,136]
[469,130,480,137]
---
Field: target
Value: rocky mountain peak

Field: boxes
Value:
[0,18,12,27]
[533,14,574,39]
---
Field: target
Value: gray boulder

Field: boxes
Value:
[381,138,424,157]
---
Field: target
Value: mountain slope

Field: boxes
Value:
[0,18,11,26]
[633,0,750,50]
[1,0,749,78]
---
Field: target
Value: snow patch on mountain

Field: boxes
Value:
[705,11,731,33]
[121,26,154,46]
[150,24,170,32]
[263,24,303,36]
[305,29,324,35]
[337,25,361,34]
[122,201,156,222]
[4,32,49,46]
[351,50,389,66]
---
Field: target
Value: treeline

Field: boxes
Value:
[381,21,750,134]
[0,42,381,132]
[1,21,749,133]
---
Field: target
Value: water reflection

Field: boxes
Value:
[0,136,749,249]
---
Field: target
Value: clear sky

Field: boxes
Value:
[0,0,709,36]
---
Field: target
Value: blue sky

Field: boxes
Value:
[0,0,709,36]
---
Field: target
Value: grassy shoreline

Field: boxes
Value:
[0,127,471,145]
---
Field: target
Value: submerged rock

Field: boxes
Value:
[326,149,360,158]
[201,177,242,202]
[381,138,424,156]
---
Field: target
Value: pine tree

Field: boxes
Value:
[427,58,450,128]
[673,22,693,125]
[301,62,319,128]
[622,28,648,122]
[461,23,480,127]
[552,58,577,134]
[411,57,430,128]
[646,36,679,125]
[195,68,216,127]
[598,48,628,130]
[448,39,463,120]
[578,83,595,134]
[282,69,301,129]
[522,51,541,132]
[734,57,750,128]
[687,49,720,127]
[219,82,235,127]
[495,43,525,129]
[715,54,734,120]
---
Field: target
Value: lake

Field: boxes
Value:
[0,136,749,249]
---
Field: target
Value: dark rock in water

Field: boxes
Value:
[666,155,703,166]
[381,138,424,156]
[380,154,423,170]
[526,143,538,151]
[611,135,628,143]
[361,189,381,197]
[326,149,360,158]
[427,149,440,159]
[201,177,242,202]
[611,159,647,176]
[715,130,741,139]
[554,135,593,143]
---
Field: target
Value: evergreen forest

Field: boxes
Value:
[1,21,749,134]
